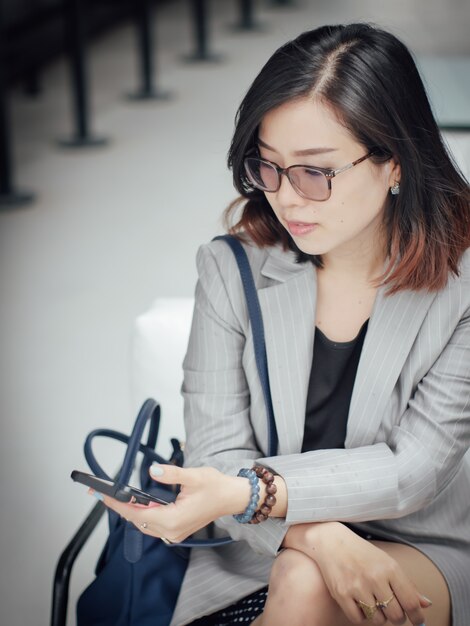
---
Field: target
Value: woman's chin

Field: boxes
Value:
[291,237,327,257]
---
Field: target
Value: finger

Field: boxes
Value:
[90,489,162,513]
[374,590,405,625]
[372,606,387,626]
[390,575,425,626]
[419,594,433,608]
[88,488,140,509]
[131,501,164,510]
[131,517,175,541]
[341,596,368,624]
[99,493,140,519]
[98,493,153,525]
[88,488,104,502]
[93,491,181,541]
[353,596,382,624]
[132,519,157,535]
[149,463,197,487]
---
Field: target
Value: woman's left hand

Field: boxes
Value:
[93,464,248,543]
[285,522,429,625]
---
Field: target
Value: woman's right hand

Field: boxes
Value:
[284,522,431,625]
[96,463,251,543]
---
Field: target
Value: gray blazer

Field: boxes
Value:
[170,239,470,626]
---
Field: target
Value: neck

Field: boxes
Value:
[321,240,387,283]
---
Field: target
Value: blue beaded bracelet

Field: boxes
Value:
[233,468,260,523]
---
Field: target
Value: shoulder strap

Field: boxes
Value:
[213,235,278,457]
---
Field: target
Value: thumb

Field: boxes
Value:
[149,462,188,486]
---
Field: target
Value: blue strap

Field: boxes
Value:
[176,536,233,548]
[214,235,278,457]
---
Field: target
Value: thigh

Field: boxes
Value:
[371,541,451,626]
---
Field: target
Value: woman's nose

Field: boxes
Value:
[275,172,308,208]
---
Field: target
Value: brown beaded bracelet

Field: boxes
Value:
[249,465,277,524]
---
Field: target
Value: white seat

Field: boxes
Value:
[131,297,194,457]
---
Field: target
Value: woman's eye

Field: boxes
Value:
[303,168,323,177]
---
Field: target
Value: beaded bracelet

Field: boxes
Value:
[249,465,277,524]
[233,468,260,524]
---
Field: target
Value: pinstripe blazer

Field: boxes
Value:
[170,238,470,626]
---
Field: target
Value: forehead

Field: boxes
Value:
[258,98,358,155]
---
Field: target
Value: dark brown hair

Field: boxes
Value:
[225,23,470,293]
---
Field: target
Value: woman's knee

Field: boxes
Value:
[269,548,325,599]
[266,549,341,625]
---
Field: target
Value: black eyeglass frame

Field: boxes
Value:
[243,151,375,201]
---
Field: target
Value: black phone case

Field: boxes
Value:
[71,470,171,505]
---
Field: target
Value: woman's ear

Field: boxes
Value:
[387,157,401,188]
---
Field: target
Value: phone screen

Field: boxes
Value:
[71,470,172,505]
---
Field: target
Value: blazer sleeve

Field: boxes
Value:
[182,242,288,557]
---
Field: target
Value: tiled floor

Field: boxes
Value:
[0,1,469,625]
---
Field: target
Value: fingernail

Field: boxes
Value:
[92,492,104,501]
[421,594,433,606]
[150,464,164,476]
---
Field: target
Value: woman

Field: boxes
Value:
[99,23,470,626]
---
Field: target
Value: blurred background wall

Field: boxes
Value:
[0,1,469,625]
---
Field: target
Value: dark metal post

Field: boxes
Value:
[50,501,106,626]
[58,0,107,147]
[184,0,222,63]
[23,0,42,97]
[127,0,171,100]
[0,0,34,207]
[23,70,42,97]
[269,0,295,6]
[232,0,263,31]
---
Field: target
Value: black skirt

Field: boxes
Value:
[187,587,268,625]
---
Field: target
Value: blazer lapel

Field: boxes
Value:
[255,246,439,454]
[258,249,316,455]
[346,286,438,446]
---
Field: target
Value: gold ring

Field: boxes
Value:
[357,600,377,620]
[161,537,173,545]
[140,522,148,530]
[376,594,395,610]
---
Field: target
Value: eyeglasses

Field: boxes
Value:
[243,152,374,201]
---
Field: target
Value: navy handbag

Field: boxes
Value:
[76,235,278,626]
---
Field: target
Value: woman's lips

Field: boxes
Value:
[286,221,318,236]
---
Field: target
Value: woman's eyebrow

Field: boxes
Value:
[257,137,338,156]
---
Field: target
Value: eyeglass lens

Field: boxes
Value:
[244,158,329,201]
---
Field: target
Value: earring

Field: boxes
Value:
[390,182,400,196]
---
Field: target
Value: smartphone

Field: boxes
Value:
[71,470,174,506]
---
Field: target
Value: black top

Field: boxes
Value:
[302,319,369,452]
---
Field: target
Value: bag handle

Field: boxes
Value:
[84,399,162,484]
[84,429,169,480]
[86,400,235,552]
[215,235,278,456]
